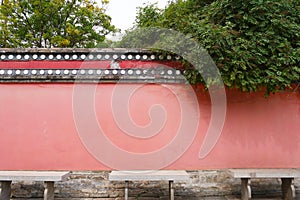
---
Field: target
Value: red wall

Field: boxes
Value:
[0,82,299,170]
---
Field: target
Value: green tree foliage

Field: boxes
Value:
[0,0,116,48]
[125,0,300,94]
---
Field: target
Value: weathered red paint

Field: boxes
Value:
[0,61,299,170]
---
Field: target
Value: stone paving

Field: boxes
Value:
[12,198,283,200]
[11,195,285,200]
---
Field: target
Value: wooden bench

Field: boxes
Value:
[229,169,300,200]
[109,170,189,200]
[0,171,70,200]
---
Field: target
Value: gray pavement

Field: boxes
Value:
[11,197,284,200]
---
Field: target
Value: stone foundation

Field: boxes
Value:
[5,170,300,199]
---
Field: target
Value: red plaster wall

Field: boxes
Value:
[0,61,299,170]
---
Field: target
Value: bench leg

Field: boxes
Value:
[125,180,128,200]
[241,178,251,200]
[44,181,55,200]
[169,180,174,200]
[281,178,295,200]
[0,181,12,200]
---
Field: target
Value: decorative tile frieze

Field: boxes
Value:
[0,49,186,83]
[0,68,186,83]
[0,49,181,61]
